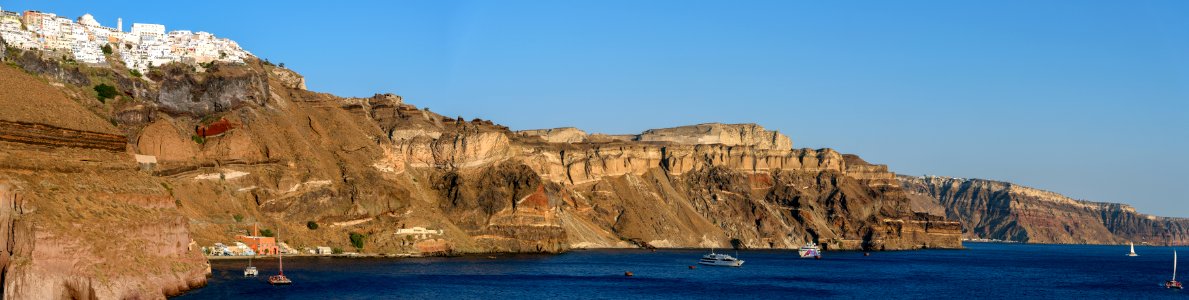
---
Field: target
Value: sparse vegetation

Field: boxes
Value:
[306,221,319,230]
[262,59,275,67]
[332,247,343,254]
[191,135,205,145]
[349,232,367,249]
[233,214,244,223]
[93,83,117,103]
[100,44,112,55]
[129,69,142,78]
[261,229,275,237]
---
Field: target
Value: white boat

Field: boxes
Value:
[1166,250,1182,289]
[798,242,821,258]
[698,249,744,267]
[1127,242,1138,257]
[244,255,258,277]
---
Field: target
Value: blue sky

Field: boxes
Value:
[5,1,1188,217]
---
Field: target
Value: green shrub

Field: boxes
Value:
[332,247,343,254]
[306,221,319,230]
[233,214,243,223]
[101,44,112,55]
[349,232,367,249]
[129,69,142,78]
[261,229,275,237]
[94,84,117,102]
[191,135,205,145]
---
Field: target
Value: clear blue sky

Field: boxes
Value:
[6,1,1188,217]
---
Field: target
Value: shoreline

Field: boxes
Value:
[203,246,970,261]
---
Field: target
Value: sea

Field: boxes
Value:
[175,242,1185,299]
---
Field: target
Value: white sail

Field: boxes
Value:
[1175,250,1178,281]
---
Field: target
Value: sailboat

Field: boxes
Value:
[268,227,292,285]
[1166,250,1182,289]
[1128,242,1138,257]
[243,254,258,277]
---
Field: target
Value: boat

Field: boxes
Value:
[268,227,292,285]
[799,242,821,258]
[1166,250,1182,289]
[698,249,744,267]
[243,255,258,277]
[1128,242,1138,257]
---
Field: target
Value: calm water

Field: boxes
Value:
[176,243,1185,299]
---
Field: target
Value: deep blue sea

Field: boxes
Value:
[175,242,1186,299]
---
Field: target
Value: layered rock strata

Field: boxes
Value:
[902,175,1189,245]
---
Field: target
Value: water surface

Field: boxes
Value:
[176,243,1186,299]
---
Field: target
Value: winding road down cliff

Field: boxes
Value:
[902,175,1189,245]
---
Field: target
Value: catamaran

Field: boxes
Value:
[698,248,744,267]
[268,227,292,285]
[1166,250,1182,289]
[244,255,258,277]
[1127,242,1138,257]
[799,242,821,258]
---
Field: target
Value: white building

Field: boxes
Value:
[396,227,444,239]
[5,10,253,72]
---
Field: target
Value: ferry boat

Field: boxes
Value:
[798,242,821,258]
[698,249,744,267]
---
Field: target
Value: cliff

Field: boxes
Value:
[0,49,961,298]
[0,63,208,299]
[901,175,1189,245]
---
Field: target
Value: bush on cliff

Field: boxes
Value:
[100,44,112,55]
[349,232,367,250]
[306,221,319,230]
[93,83,117,103]
[260,229,275,237]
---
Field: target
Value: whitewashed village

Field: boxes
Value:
[0,6,251,73]
[0,7,460,260]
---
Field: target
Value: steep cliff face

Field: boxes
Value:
[0,63,209,299]
[901,175,1189,245]
[0,51,961,298]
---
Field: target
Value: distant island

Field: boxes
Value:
[0,8,1183,299]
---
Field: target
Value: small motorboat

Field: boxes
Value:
[1128,242,1139,257]
[1167,250,1182,289]
[799,242,821,258]
[698,249,744,267]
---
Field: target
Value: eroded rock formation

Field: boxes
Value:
[902,175,1189,245]
[0,50,961,298]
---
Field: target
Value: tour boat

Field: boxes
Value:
[799,242,821,258]
[698,249,744,267]
[244,255,258,277]
[268,228,292,285]
[1166,250,1182,289]
[1128,242,1138,257]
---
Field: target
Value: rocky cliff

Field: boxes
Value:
[901,175,1189,245]
[0,49,961,298]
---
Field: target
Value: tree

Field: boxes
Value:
[93,84,117,103]
[349,232,367,250]
[101,44,112,55]
[279,62,285,68]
